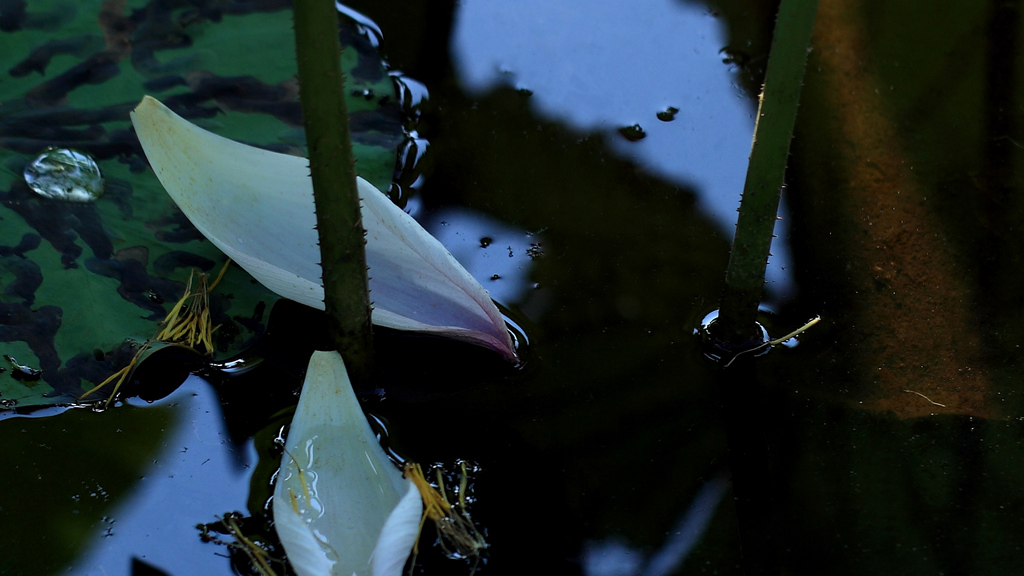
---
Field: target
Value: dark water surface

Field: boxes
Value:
[3,0,1024,575]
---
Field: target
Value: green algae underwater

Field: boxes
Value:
[5,0,1024,575]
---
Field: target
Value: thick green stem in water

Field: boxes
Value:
[293,0,373,380]
[715,0,819,345]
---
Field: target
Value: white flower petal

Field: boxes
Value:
[370,482,423,576]
[272,351,422,576]
[130,96,517,360]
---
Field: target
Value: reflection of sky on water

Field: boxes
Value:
[451,0,794,299]
[582,473,730,576]
[70,376,254,576]
[420,204,540,309]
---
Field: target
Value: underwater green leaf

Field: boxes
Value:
[273,351,421,576]
[0,157,273,411]
[0,1,404,411]
[131,96,518,361]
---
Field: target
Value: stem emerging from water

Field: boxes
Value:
[293,0,373,380]
[714,0,819,345]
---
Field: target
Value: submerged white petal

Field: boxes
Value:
[370,481,423,576]
[272,351,422,576]
[130,96,517,360]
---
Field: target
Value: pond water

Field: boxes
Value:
[3,0,1024,575]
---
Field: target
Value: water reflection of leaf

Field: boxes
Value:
[0,402,174,573]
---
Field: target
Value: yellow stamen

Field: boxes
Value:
[208,258,232,290]
[79,345,146,408]
[87,259,235,406]
[223,514,278,576]
[281,445,313,503]
[404,461,487,570]
[155,265,224,356]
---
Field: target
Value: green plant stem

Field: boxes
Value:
[293,0,373,380]
[714,0,819,346]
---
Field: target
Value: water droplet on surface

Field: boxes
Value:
[696,309,770,364]
[657,107,679,122]
[24,148,104,202]
[780,336,801,349]
[351,88,375,100]
[719,47,750,68]
[4,354,42,381]
[392,136,429,209]
[336,2,384,47]
[391,71,430,112]
[480,236,493,248]
[208,356,264,375]
[617,124,646,142]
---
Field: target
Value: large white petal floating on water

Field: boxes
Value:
[272,351,421,576]
[130,96,517,360]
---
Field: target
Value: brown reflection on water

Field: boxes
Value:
[793,0,991,418]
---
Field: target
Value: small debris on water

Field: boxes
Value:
[657,106,679,122]
[617,124,646,141]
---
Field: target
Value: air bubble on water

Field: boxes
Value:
[24,148,104,202]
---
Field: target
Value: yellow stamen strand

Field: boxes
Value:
[404,462,487,570]
[223,514,278,576]
[88,260,235,406]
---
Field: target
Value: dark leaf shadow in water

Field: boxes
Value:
[131,557,174,576]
